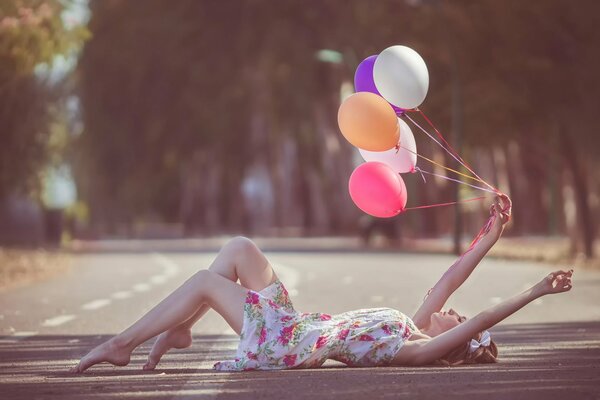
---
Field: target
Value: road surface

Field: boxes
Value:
[1,243,599,399]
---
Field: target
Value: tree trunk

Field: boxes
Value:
[451,56,463,255]
[560,125,595,258]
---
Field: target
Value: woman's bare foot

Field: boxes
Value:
[69,337,132,373]
[143,328,192,370]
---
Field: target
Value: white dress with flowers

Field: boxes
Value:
[213,279,418,371]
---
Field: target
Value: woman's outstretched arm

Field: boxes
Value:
[402,269,573,365]
[411,195,511,328]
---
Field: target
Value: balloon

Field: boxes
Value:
[354,55,405,115]
[359,118,417,173]
[373,45,429,109]
[348,162,408,218]
[337,92,399,152]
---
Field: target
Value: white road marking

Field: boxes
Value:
[370,295,384,303]
[13,331,38,338]
[81,299,111,311]
[150,275,168,285]
[0,331,37,344]
[112,291,133,299]
[42,315,76,327]
[151,253,180,277]
[133,283,151,292]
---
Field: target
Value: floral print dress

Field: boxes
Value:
[213,279,419,371]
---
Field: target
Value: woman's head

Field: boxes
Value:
[438,330,498,365]
[426,308,466,336]
[426,309,499,365]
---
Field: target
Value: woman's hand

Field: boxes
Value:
[488,194,512,238]
[534,269,574,296]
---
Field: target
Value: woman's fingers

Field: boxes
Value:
[499,193,512,209]
[542,268,574,294]
[552,274,573,292]
[550,269,571,278]
[497,194,512,220]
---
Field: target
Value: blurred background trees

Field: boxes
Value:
[0,0,87,245]
[1,0,598,259]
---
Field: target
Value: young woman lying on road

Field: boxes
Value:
[71,195,573,372]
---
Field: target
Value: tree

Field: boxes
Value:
[0,0,87,200]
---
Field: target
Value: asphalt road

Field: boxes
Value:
[1,244,599,399]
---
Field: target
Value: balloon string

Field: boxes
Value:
[403,196,486,211]
[404,113,486,185]
[414,168,497,194]
[401,110,502,274]
[414,109,473,171]
[414,109,500,193]
[399,145,486,185]
[466,211,497,249]
[441,212,497,274]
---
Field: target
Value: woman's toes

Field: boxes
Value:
[144,348,162,370]
[143,359,157,371]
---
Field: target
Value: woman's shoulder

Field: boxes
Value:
[391,337,430,365]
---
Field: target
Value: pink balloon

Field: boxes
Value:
[348,162,408,218]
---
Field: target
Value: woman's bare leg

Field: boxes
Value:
[70,237,277,373]
[144,236,278,369]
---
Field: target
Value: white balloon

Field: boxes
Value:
[373,45,429,109]
[359,118,417,174]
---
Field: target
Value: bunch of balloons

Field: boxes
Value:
[338,45,429,218]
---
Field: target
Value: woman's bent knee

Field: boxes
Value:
[225,236,256,253]
[190,269,214,296]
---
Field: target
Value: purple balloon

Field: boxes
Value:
[354,55,405,115]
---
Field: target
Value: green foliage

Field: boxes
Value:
[0,0,88,198]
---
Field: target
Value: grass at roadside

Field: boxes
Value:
[0,248,71,291]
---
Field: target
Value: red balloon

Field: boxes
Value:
[348,162,408,218]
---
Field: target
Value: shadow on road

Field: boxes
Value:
[1,322,599,399]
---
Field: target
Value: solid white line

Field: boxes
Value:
[133,283,151,292]
[42,315,76,327]
[81,299,111,311]
[112,291,133,299]
[12,331,38,338]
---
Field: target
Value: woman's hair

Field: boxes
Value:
[436,331,499,366]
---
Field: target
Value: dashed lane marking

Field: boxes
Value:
[111,291,133,299]
[81,299,111,311]
[41,315,76,327]
[150,275,168,285]
[133,283,151,292]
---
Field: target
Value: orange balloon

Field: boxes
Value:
[337,92,399,151]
